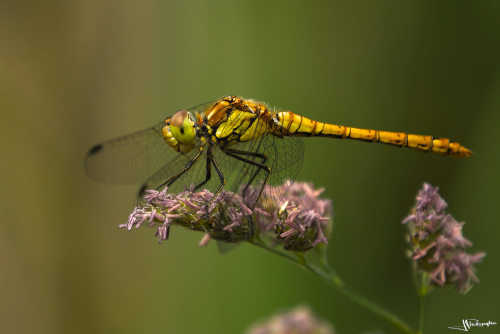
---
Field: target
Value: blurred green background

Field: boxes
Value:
[1,1,499,333]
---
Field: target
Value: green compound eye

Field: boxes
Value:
[169,110,195,145]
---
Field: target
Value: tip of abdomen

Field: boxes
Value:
[445,142,474,158]
[460,146,474,157]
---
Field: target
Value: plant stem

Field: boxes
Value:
[412,264,427,334]
[251,240,415,334]
[416,292,425,334]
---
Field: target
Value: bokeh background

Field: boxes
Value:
[1,1,499,333]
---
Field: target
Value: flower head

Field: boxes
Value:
[120,181,333,252]
[403,183,485,293]
[245,306,334,334]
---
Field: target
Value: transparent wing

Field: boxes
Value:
[85,122,182,184]
[216,240,241,254]
[85,100,218,186]
[206,101,305,207]
[141,144,204,193]
[85,100,304,208]
[218,134,305,205]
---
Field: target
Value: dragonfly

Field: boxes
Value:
[86,95,472,209]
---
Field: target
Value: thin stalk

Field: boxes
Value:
[413,266,427,334]
[416,293,425,334]
[251,240,415,334]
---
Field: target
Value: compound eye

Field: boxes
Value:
[170,110,187,128]
[169,110,195,144]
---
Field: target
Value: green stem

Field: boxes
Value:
[416,292,425,334]
[251,240,415,334]
[413,265,427,334]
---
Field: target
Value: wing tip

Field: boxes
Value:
[88,144,103,156]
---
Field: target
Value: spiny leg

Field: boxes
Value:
[224,149,271,208]
[205,148,226,210]
[195,152,212,190]
[224,149,271,238]
[224,148,267,196]
[224,148,267,163]
[155,148,203,190]
[138,150,203,202]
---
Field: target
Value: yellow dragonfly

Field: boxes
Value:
[86,96,472,208]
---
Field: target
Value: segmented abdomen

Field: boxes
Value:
[273,111,473,157]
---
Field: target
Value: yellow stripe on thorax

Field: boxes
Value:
[214,109,269,143]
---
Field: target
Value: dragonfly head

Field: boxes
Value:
[163,110,196,153]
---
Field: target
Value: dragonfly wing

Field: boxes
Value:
[261,134,305,193]
[85,122,177,184]
[216,240,241,254]
[141,143,204,193]
[215,134,305,205]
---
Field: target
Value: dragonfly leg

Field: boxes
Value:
[224,149,271,238]
[194,153,212,190]
[155,147,204,190]
[223,148,267,163]
[205,148,226,210]
[224,149,271,208]
[224,148,268,198]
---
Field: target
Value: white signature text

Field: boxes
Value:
[448,319,497,331]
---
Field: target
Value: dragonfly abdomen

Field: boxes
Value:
[273,111,472,157]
